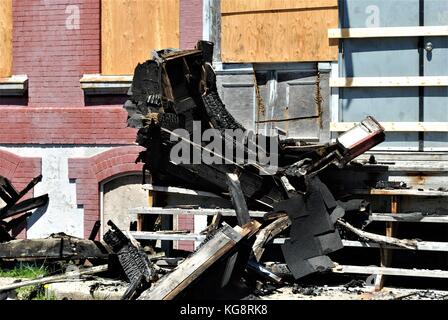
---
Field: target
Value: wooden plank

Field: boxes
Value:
[131,231,206,241]
[328,26,448,39]
[377,195,398,291]
[129,207,267,217]
[226,173,250,226]
[271,238,448,252]
[252,216,291,261]
[371,213,448,224]
[0,238,109,259]
[332,265,448,278]
[138,222,259,300]
[349,188,448,197]
[141,184,222,198]
[221,0,337,14]
[221,1,338,62]
[330,76,448,87]
[101,0,179,75]
[331,122,448,132]
[0,0,12,77]
[342,240,448,252]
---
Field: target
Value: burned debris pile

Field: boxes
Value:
[2,41,421,300]
[118,40,387,298]
[0,175,48,243]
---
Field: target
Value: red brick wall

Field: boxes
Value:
[0,0,132,145]
[0,107,135,144]
[0,0,204,145]
[12,0,100,107]
[180,0,203,50]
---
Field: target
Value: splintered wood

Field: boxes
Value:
[221,0,338,62]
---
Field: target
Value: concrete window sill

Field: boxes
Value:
[80,74,132,95]
[0,75,28,96]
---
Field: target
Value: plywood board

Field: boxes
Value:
[221,0,338,14]
[221,1,338,63]
[102,0,180,75]
[0,0,12,77]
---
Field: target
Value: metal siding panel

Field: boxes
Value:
[423,1,448,150]
[340,87,420,150]
[217,74,256,131]
[340,88,419,122]
[424,87,448,150]
[424,0,448,26]
[341,38,420,77]
[341,0,419,28]
[423,37,448,76]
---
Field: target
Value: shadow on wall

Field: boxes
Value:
[26,200,49,231]
[0,95,28,106]
[84,94,128,106]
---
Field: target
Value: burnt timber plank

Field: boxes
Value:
[0,237,109,260]
[138,221,260,300]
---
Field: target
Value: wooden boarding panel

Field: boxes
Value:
[329,26,448,39]
[221,1,338,63]
[102,0,180,75]
[0,0,12,77]
[221,0,338,14]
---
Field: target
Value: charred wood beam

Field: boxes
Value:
[89,221,101,240]
[103,220,157,295]
[0,236,109,260]
[138,221,261,300]
[336,219,418,250]
[0,194,49,219]
[226,173,250,226]
[252,216,291,262]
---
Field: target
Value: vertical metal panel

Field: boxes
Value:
[216,63,330,142]
[423,0,448,150]
[217,72,256,131]
[337,0,447,151]
[341,38,420,77]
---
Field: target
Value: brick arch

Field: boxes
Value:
[68,146,144,238]
[0,149,42,238]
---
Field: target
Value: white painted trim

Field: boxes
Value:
[331,122,448,132]
[330,76,448,87]
[80,74,131,95]
[332,265,448,278]
[202,0,211,41]
[328,26,448,39]
[99,182,104,239]
[330,62,339,123]
[0,74,28,96]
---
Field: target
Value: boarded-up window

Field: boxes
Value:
[101,0,180,75]
[0,0,12,77]
[221,0,338,63]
